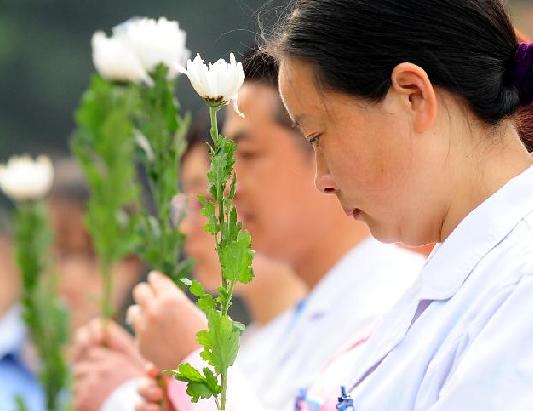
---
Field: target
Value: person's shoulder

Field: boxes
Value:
[486,213,533,287]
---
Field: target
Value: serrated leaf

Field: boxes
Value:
[203,367,221,394]
[197,294,216,314]
[186,381,215,403]
[219,230,254,284]
[190,279,206,297]
[197,311,240,375]
[174,363,204,383]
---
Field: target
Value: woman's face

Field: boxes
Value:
[278,58,450,245]
[179,144,221,292]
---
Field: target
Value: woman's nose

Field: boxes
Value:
[314,152,337,194]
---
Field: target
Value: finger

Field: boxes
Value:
[133,282,155,310]
[135,402,161,411]
[83,318,108,346]
[72,360,96,380]
[138,383,164,403]
[147,271,177,296]
[71,326,91,362]
[127,304,141,327]
[84,346,118,362]
[138,375,159,392]
[145,363,159,378]
[96,319,138,356]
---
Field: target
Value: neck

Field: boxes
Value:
[440,123,533,241]
[293,221,370,289]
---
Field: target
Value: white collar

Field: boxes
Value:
[420,164,533,300]
[0,304,26,358]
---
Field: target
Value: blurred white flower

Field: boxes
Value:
[91,17,189,83]
[114,17,190,78]
[0,155,54,201]
[179,53,245,116]
[92,31,149,83]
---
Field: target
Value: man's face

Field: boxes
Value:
[223,82,342,265]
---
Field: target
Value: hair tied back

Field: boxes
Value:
[514,42,533,106]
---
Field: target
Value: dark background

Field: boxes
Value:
[0,0,531,157]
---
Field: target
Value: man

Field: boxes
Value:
[74,48,425,411]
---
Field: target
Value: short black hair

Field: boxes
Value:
[242,45,312,153]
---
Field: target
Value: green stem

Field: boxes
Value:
[221,281,236,317]
[209,106,219,141]
[220,369,228,411]
[100,258,113,323]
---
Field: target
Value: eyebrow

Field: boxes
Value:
[227,129,251,144]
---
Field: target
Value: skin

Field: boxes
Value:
[278,58,533,246]
[71,320,148,411]
[0,236,19,317]
[225,82,369,287]
[179,144,222,292]
[180,144,306,324]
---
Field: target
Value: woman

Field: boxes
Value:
[267,0,533,409]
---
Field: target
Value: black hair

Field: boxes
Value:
[266,0,533,151]
[242,45,312,153]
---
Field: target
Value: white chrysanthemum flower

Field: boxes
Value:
[113,17,190,78]
[92,31,149,83]
[0,155,54,201]
[179,53,245,116]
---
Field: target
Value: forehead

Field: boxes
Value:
[223,83,281,139]
[279,58,367,130]
[278,58,324,124]
[182,145,209,190]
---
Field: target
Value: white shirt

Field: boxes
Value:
[0,305,25,359]
[173,239,425,411]
[236,318,291,376]
[335,164,533,411]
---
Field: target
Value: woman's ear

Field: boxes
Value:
[390,62,438,134]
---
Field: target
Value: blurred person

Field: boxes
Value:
[42,158,146,411]
[134,47,425,411]
[47,158,144,334]
[0,207,45,411]
[70,116,308,411]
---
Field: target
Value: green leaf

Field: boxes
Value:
[190,279,206,297]
[174,363,204,383]
[203,367,222,394]
[199,195,218,234]
[197,311,240,375]
[186,381,215,403]
[197,294,216,314]
[219,230,254,284]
